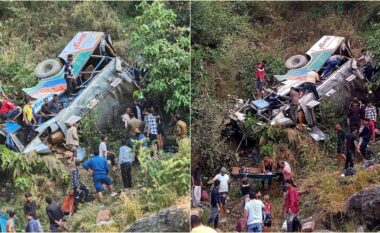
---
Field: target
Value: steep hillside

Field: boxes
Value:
[191,2,380,231]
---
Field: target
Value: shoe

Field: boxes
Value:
[110,192,117,197]
[340,173,345,177]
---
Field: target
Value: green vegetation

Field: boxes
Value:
[191,2,380,231]
[130,1,190,113]
[0,1,190,232]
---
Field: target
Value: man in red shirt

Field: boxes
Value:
[0,100,21,121]
[256,60,267,99]
[283,179,299,232]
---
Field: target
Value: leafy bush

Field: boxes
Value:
[138,138,190,211]
[129,1,190,113]
[0,146,68,191]
[367,23,380,68]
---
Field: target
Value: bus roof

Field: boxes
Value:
[274,36,345,82]
[22,32,104,112]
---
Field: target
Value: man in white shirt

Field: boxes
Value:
[99,135,117,170]
[210,167,230,215]
[244,191,265,233]
[121,107,132,129]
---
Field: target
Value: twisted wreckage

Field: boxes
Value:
[0,32,138,154]
[228,35,366,141]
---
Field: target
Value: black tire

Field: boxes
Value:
[34,59,62,79]
[285,54,308,69]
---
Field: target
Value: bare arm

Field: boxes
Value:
[243,209,248,222]
[354,140,360,152]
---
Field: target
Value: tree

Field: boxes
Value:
[130,1,190,114]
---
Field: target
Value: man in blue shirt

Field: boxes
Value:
[82,148,117,205]
[208,180,221,231]
[25,213,41,232]
[119,139,134,188]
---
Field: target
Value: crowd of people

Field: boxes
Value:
[336,97,378,174]
[0,89,63,146]
[191,161,299,233]
[3,97,188,232]
[191,49,378,233]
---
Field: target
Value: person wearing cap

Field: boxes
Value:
[300,70,320,100]
[283,179,299,232]
[210,167,230,215]
[175,114,188,139]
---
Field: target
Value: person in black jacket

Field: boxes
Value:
[132,99,143,121]
[207,180,221,231]
[24,193,38,221]
[359,118,371,159]
[45,196,66,232]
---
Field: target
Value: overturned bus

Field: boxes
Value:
[230,36,366,141]
[1,32,138,153]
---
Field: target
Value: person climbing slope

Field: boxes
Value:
[83,148,117,206]
[210,167,231,216]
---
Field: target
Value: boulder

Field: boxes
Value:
[124,206,189,232]
[96,209,112,223]
[301,221,315,232]
[346,185,380,230]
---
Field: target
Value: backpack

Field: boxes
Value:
[236,218,247,232]
[61,192,75,215]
